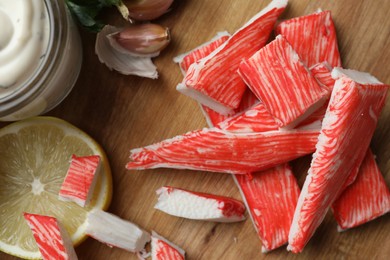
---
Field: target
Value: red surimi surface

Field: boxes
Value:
[239,35,329,127]
[24,213,77,260]
[216,102,278,132]
[151,232,185,260]
[288,72,389,253]
[332,149,390,231]
[175,33,230,74]
[126,128,319,174]
[276,10,342,68]
[182,0,287,111]
[59,155,101,207]
[234,164,300,252]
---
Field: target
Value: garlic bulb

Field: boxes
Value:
[108,23,170,57]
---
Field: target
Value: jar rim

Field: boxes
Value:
[0,0,67,116]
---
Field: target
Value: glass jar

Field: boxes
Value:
[0,0,82,121]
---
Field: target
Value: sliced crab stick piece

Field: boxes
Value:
[151,231,185,260]
[234,164,300,252]
[155,186,245,222]
[85,209,150,253]
[201,88,259,127]
[288,68,389,253]
[24,213,78,260]
[58,155,101,207]
[238,35,330,128]
[173,31,230,75]
[126,128,319,174]
[276,10,341,68]
[332,150,390,231]
[216,102,278,133]
[178,0,288,114]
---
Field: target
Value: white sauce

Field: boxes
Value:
[0,0,50,94]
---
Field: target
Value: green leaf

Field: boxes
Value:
[65,0,122,32]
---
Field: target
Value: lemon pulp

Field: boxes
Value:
[0,117,112,259]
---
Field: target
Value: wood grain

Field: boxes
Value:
[1,0,390,259]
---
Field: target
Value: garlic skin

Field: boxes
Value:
[124,0,174,21]
[95,25,158,79]
[108,23,170,57]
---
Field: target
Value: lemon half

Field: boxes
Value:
[0,117,112,259]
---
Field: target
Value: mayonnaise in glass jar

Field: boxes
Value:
[0,0,82,121]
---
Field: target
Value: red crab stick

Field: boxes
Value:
[126,128,319,174]
[24,213,77,260]
[59,155,101,207]
[238,35,329,128]
[288,68,389,253]
[276,10,342,68]
[155,186,245,222]
[233,164,300,252]
[178,0,288,115]
[332,150,390,231]
[151,231,185,260]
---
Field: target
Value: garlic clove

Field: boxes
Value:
[95,25,158,79]
[123,0,174,21]
[107,23,170,57]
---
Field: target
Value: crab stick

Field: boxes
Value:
[58,155,101,207]
[155,186,245,222]
[332,150,390,231]
[151,231,185,260]
[24,213,77,260]
[276,10,342,68]
[126,128,319,174]
[238,35,330,128]
[233,164,300,252]
[178,0,288,115]
[288,68,389,253]
[85,209,150,253]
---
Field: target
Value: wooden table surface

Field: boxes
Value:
[1,0,390,259]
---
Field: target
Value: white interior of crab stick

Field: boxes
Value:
[85,209,150,253]
[331,67,381,84]
[176,83,235,115]
[154,187,245,222]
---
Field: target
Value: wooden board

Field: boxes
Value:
[1,0,390,259]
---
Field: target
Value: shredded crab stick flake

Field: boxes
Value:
[288,68,389,253]
[276,10,342,68]
[151,231,185,260]
[216,102,278,133]
[24,213,78,260]
[332,150,390,231]
[178,0,288,115]
[233,164,300,252]
[58,155,101,207]
[238,35,330,128]
[85,209,150,253]
[154,186,245,222]
[173,31,230,75]
[126,128,319,174]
